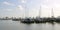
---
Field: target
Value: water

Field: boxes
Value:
[0,20,60,30]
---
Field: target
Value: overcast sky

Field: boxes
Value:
[0,0,60,17]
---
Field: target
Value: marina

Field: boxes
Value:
[0,0,60,30]
[12,8,60,24]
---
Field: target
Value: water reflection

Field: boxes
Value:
[24,24,32,30]
[0,20,60,30]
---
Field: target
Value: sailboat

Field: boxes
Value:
[47,8,56,23]
[34,6,46,23]
[20,6,34,24]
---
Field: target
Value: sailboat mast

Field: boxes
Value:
[39,6,41,18]
[51,8,54,18]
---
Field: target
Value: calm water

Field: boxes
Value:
[0,20,60,30]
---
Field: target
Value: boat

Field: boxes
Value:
[12,18,20,21]
[20,18,34,24]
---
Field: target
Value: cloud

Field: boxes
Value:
[2,9,13,12]
[21,0,27,3]
[6,9,13,12]
[41,0,60,8]
[17,5,24,10]
[3,1,15,6]
[3,9,13,12]
[18,0,27,3]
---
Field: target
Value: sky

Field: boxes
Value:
[0,0,60,18]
